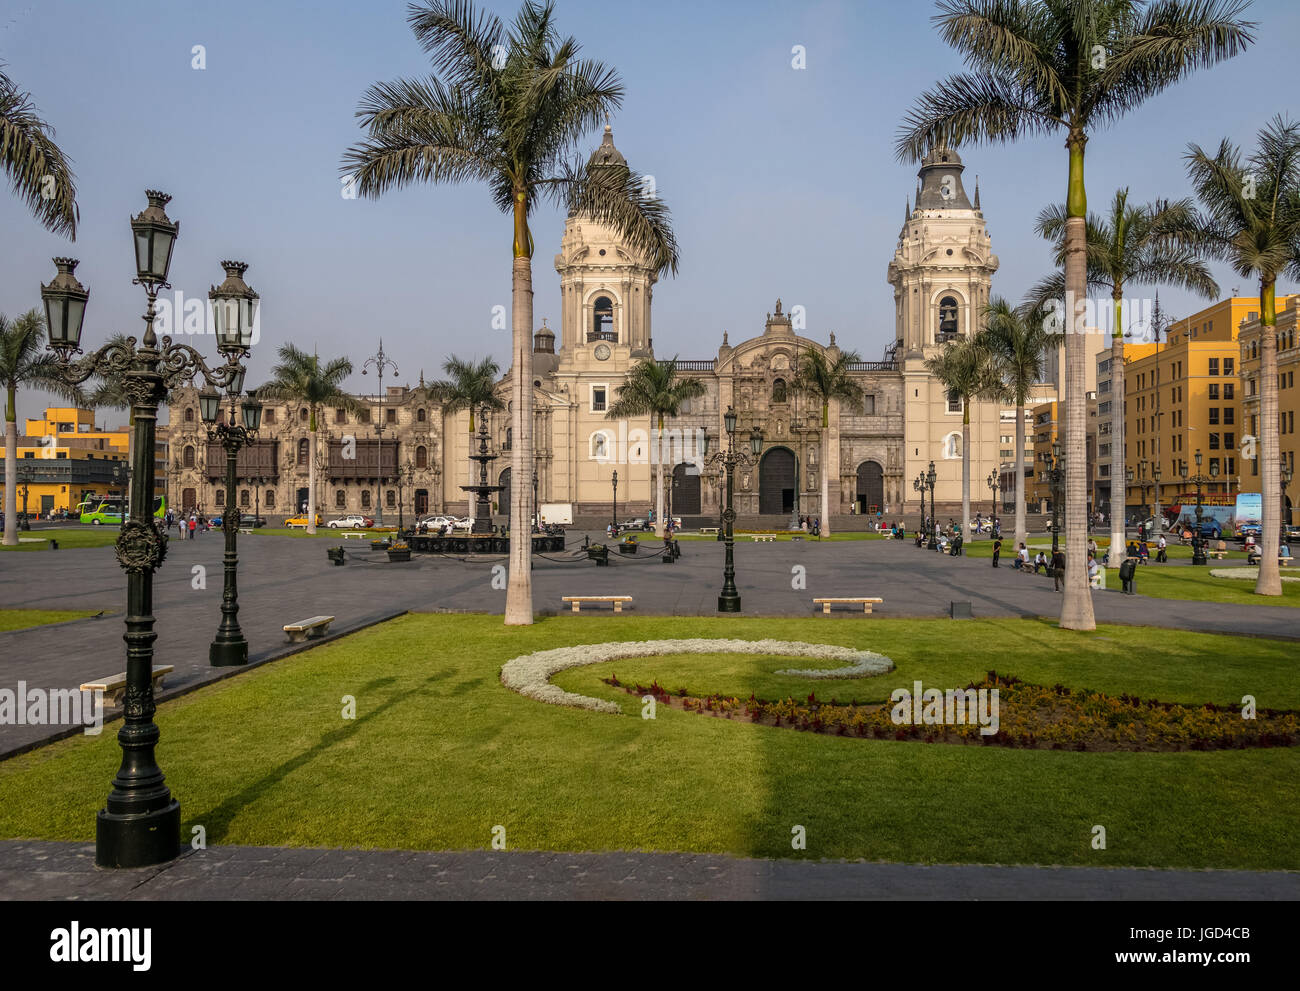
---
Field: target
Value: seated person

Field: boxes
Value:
[1087,553,1100,583]
[1138,540,1150,563]
[1127,540,1139,558]
[1013,543,1029,570]
[938,534,950,552]
[1033,551,1049,574]
[1281,541,1292,560]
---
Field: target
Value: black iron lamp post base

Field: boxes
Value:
[95,800,181,869]
[209,638,249,666]
[718,593,741,612]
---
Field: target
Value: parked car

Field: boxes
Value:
[284,513,324,529]
[328,514,374,529]
[1284,523,1300,541]
[207,514,268,528]
[417,515,459,531]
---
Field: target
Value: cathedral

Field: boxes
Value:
[166,128,1041,525]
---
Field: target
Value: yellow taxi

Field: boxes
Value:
[284,513,324,529]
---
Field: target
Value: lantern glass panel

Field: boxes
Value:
[723,408,737,434]
[242,400,263,432]
[199,389,220,423]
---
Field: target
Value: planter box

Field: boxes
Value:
[370,540,390,551]
[387,548,411,562]
[618,542,638,555]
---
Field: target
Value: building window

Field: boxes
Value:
[240,489,250,507]
[215,490,225,506]
[592,386,607,413]
[1208,357,1219,375]
[297,439,310,466]
[946,390,962,414]
[416,445,428,469]
[386,490,396,508]
[386,408,396,425]
[183,445,195,468]
[1223,357,1234,376]
[265,490,275,508]
[1225,432,1235,450]
[184,407,194,423]
[336,409,347,424]
[1224,383,1234,399]
[417,408,427,423]
[1224,407,1234,425]
[336,490,346,508]
[591,295,615,341]
[263,408,275,425]
[1209,432,1220,450]
[937,295,959,339]
[300,407,309,423]
[504,427,512,451]
[1227,457,1236,475]
[1208,407,1219,425]
[1208,383,1219,400]
[864,395,876,415]
[358,409,371,424]
[772,378,787,404]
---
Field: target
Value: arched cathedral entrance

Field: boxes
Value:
[856,461,884,515]
[759,447,796,515]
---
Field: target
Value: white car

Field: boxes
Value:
[327,515,371,529]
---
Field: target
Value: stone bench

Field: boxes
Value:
[562,595,633,613]
[340,531,366,540]
[283,615,335,643]
[699,527,719,535]
[812,597,884,615]
[751,534,775,542]
[80,665,175,707]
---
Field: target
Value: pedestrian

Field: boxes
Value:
[187,516,197,540]
[1051,547,1066,591]
[1156,534,1167,563]
[992,537,1001,567]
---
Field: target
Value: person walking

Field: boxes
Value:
[187,515,197,540]
[1156,534,1167,563]
[992,537,1002,568]
[1051,547,1066,592]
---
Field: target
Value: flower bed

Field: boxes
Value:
[601,672,1300,752]
[499,639,895,713]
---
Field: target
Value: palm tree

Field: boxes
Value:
[606,357,706,537]
[1166,115,1300,596]
[1033,191,1220,557]
[1,310,78,545]
[896,0,1254,630]
[925,334,1000,542]
[421,355,505,521]
[1,66,78,237]
[791,347,865,537]
[258,344,357,535]
[981,297,1053,551]
[342,0,679,626]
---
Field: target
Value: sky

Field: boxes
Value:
[3,0,1298,425]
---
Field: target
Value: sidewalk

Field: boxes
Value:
[3,841,1296,900]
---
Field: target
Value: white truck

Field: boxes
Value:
[538,502,573,526]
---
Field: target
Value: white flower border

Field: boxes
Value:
[500,638,895,713]
[1209,567,1300,583]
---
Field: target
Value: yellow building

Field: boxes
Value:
[1119,297,1289,522]
[0,408,162,518]
[1238,294,1300,521]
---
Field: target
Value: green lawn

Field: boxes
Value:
[1,614,1294,869]
[1115,566,1300,606]
[0,609,103,632]
[0,530,120,552]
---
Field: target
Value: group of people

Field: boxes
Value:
[996,540,1070,590]
[1123,534,1169,564]
[164,510,206,540]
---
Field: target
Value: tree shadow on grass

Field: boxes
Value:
[189,673,444,844]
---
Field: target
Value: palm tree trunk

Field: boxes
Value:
[1256,279,1282,596]
[1060,152,1097,629]
[3,387,17,545]
[1014,399,1027,550]
[307,409,318,535]
[654,412,665,538]
[821,401,831,537]
[504,251,534,626]
[961,400,971,541]
[1109,297,1127,561]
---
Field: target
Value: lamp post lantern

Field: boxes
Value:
[986,469,1000,536]
[41,191,254,869]
[705,406,761,611]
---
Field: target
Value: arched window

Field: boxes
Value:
[938,295,960,339]
[297,439,310,465]
[416,445,428,469]
[182,445,195,468]
[299,407,309,423]
[215,490,225,506]
[591,295,614,341]
[240,489,250,507]
[361,490,372,509]
[590,432,610,460]
[417,408,427,423]
[505,427,512,450]
[943,431,963,460]
[772,378,787,403]
[265,490,275,508]
[184,408,194,423]
[335,490,346,508]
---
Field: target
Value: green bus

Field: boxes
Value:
[79,495,166,525]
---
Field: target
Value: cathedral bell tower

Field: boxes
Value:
[554,125,656,359]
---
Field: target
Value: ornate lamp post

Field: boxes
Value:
[1282,458,1293,527]
[1152,461,1163,533]
[705,406,762,612]
[395,459,415,533]
[986,469,1000,536]
[41,191,253,869]
[532,465,539,533]
[1042,442,1064,554]
[1125,466,1135,531]
[925,461,937,549]
[1181,450,1213,565]
[362,340,398,526]
[17,463,35,529]
[611,469,618,533]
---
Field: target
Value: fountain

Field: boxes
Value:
[464,411,505,535]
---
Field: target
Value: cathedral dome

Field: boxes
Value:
[588,124,627,170]
[915,139,972,210]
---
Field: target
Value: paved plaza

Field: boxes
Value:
[0,527,1293,757]
[2,841,1296,901]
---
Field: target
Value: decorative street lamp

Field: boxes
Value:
[705,406,762,612]
[611,469,618,533]
[1042,442,1065,553]
[986,469,1000,536]
[41,191,253,869]
[200,373,262,667]
[532,466,539,533]
[925,461,937,549]
[913,474,924,542]
[362,339,398,526]
[17,463,35,530]
[1181,450,1214,566]
[1282,458,1294,527]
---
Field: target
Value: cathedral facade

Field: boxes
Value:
[166,129,1035,524]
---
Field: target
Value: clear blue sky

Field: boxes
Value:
[3,0,1297,424]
